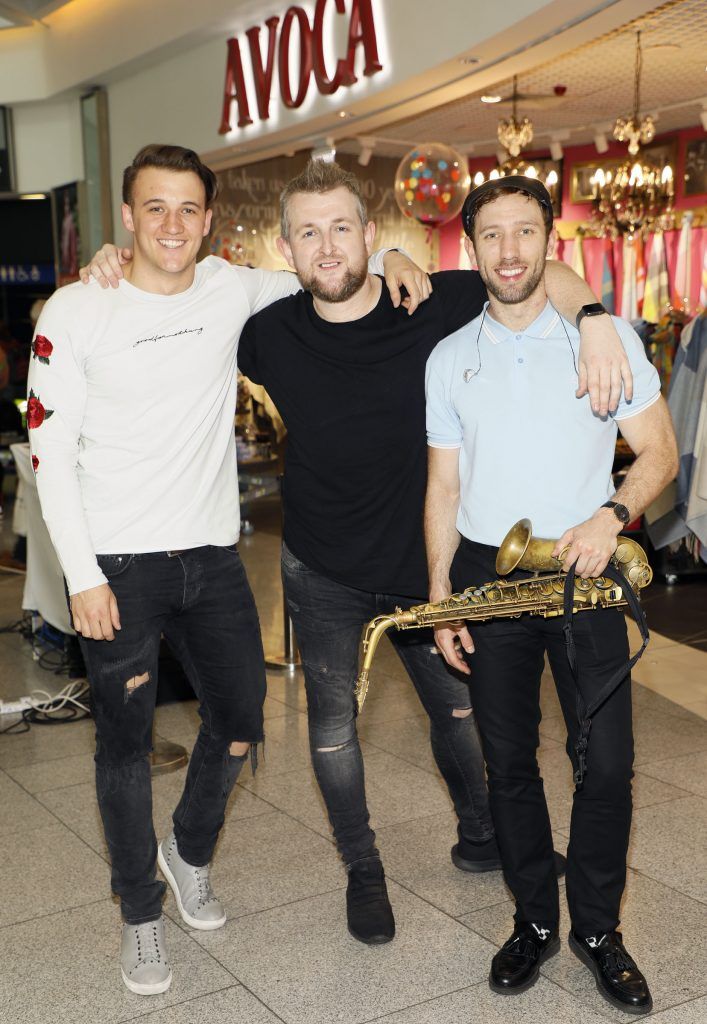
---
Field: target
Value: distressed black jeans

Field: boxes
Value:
[78,545,266,924]
[281,543,493,866]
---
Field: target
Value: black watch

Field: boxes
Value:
[576,302,608,329]
[602,500,631,525]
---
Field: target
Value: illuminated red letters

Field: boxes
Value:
[219,0,383,134]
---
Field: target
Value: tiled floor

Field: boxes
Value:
[0,497,706,1023]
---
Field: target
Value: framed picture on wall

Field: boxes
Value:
[644,138,678,174]
[683,137,707,197]
[570,160,621,203]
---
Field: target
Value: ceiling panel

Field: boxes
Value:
[341,0,707,157]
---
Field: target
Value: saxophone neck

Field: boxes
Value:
[355,610,416,713]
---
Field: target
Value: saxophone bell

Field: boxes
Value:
[496,518,566,575]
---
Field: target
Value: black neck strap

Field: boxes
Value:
[562,561,649,787]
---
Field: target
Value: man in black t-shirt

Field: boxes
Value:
[238,160,631,945]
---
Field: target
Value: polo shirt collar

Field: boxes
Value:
[481,300,560,345]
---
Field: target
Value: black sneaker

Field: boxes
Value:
[346,858,395,945]
[490,922,560,994]
[569,930,653,1014]
[452,838,567,878]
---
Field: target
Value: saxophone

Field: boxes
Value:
[354,518,652,713]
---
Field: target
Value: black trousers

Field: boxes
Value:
[78,545,266,923]
[451,538,634,936]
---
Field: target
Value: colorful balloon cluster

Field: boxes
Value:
[210,218,265,268]
[394,144,471,226]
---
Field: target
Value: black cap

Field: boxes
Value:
[461,175,554,237]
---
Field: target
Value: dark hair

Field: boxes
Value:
[463,180,553,241]
[122,144,219,208]
[280,159,367,239]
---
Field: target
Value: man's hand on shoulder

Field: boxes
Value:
[576,314,633,417]
[71,583,121,641]
[79,245,134,289]
[552,508,622,579]
[382,250,432,315]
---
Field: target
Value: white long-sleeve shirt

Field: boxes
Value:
[28,253,392,595]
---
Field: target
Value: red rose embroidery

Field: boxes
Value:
[27,389,54,429]
[32,335,53,364]
[32,455,39,472]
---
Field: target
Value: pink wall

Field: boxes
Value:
[437,124,706,315]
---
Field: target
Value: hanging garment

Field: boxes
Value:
[646,315,707,553]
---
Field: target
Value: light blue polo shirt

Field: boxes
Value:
[425,301,661,546]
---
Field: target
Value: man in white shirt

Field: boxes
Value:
[424,176,677,1014]
[27,143,425,996]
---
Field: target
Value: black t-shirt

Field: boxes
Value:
[238,270,487,597]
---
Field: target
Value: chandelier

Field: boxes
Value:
[591,31,674,237]
[496,77,533,157]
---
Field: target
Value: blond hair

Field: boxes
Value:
[280,160,368,239]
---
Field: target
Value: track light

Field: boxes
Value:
[594,131,609,154]
[549,139,563,162]
[311,143,336,163]
[357,137,375,167]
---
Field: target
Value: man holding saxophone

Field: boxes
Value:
[424,176,677,1015]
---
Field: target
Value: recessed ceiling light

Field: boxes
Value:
[338,110,350,118]
[481,95,502,104]
[460,56,480,65]
[646,42,680,51]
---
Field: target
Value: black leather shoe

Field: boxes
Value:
[489,922,560,994]
[346,858,395,945]
[452,839,567,878]
[569,930,652,1014]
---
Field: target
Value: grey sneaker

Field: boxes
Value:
[120,916,172,995]
[158,832,226,931]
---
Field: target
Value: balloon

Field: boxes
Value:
[210,218,265,268]
[394,144,471,226]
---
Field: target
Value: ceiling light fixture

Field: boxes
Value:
[592,31,674,237]
[496,76,533,157]
[480,94,501,104]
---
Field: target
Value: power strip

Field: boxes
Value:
[0,697,33,715]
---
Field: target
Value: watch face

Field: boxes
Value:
[582,303,606,317]
[615,503,631,524]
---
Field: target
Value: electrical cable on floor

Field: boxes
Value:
[0,679,91,735]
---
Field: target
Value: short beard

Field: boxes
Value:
[299,258,368,304]
[485,260,546,305]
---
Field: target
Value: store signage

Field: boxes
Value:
[0,264,55,285]
[219,0,383,133]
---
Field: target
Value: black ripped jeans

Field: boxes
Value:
[281,543,493,866]
[78,545,266,924]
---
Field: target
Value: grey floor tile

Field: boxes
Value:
[164,810,343,925]
[0,823,109,928]
[241,749,453,841]
[0,900,234,1024]
[0,769,60,833]
[377,811,569,918]
[36,767,272,860]
[0,714,96,769]
[369,976,612,1024]
[357,714,438,773]
[461,869,707,1019]
[648,995,707,1023]
[628,794,707,902]
[4,751,95,793]
[193,882,497,1024]
[116,986,282,1024]
[635,749,707,798]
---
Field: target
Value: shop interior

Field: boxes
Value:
[0,1,706,1022]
